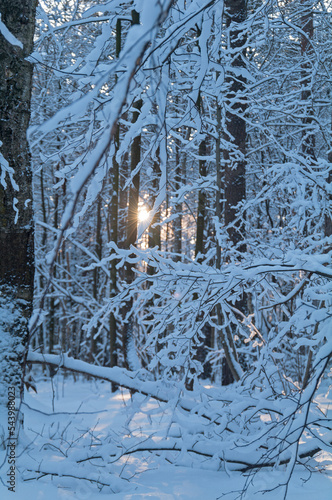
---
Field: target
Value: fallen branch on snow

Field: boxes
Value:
[27,351,331,471]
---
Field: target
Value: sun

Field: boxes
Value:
[138,206,150,222]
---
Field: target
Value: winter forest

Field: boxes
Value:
[0,0,331,498]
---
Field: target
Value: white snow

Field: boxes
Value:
[0,14,23,49]
[0,374,330,499]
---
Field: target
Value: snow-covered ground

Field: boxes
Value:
[1,375,331,499]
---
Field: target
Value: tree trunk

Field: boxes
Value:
[123,98,141,369]
[173,140,182,260]
[90,195,102,362]
[108,19,122,383]
[107,17,123,383]
[122,9,142,370]
[148,153,161,253]
[0,0,37,415]
[223,0,247,252]
[195,139,207,262]
[194,138,212,383]
[109,142,119,380]
[217,0,247,385]
[300,0,315,160]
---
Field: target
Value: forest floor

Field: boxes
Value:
[1,374,331,499]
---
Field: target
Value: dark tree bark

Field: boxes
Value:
[126,101,141,253]
[195,139,207,262]
[89,195,102,363]
[300,0,315,160]
[109,143,119,377]
[108,18,122,386]
[194,138,212,382]
[173,145,182,260]
[140,151,162,370]
[223,0,247,252]
[217,0,247,385]
[0,0,37,407]
[148,151,161,254]
[122,97,142,369]
[122,10,141,370]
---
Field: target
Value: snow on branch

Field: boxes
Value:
[27,351,208,414]
[0,13,23,48]
[0,148,19,192]
[27,349,332,472]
